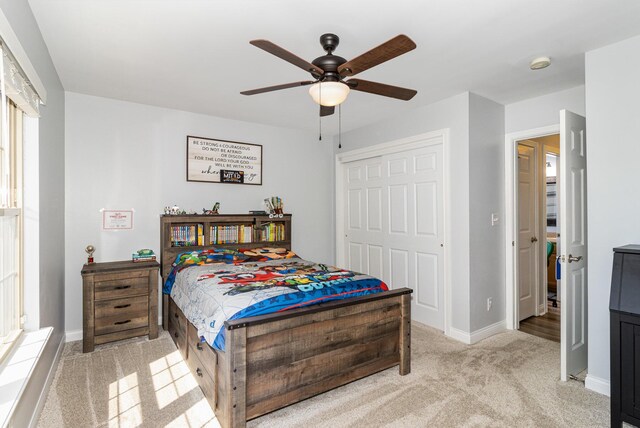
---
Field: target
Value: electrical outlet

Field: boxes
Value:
[487,297,493,311]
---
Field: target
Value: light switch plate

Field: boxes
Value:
[491,213,499,226]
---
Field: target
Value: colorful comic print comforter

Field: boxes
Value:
[163,249,388,351]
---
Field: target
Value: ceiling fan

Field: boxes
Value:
[241,33,417,117]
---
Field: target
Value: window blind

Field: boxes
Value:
[0,42,40,118]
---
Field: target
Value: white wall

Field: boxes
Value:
[585,34,640,392]
[64,92,333,334]
[468,94,505,331]
[0,1,66,426]
[335,92,472,332]
[505,85,585,134]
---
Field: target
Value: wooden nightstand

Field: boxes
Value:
[82,260,159,352]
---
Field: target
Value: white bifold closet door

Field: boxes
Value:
[344,144,444,330]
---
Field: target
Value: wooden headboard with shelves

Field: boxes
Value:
[159,214,292,283]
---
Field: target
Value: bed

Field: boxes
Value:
[160,214,412,428]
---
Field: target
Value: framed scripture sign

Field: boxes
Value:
[186,136,262,185]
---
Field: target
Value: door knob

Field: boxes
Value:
[568,254,583,263]
[530,236,538,243]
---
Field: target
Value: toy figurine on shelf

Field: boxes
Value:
[163,205,182,215]
[85,245,95,264]
[202,202,220,215]
[264,197,284,218]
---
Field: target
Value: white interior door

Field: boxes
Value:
[345,156,384,277]
[559,109,588,381]
[517,143,538,321]
[344,144,445,330]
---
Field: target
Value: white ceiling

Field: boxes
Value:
[28,0,640,134]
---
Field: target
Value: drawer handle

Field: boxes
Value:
[114,319,131,325]
[174,332,179,338]
[114,304,131,309]
[196,343,203,351]
[174,313,179,318]
[114,285,131,290]
[196,368,203,377]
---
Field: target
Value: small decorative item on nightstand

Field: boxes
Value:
[132,249,156,263]
[85,245,95,264]
[82,260,159,352]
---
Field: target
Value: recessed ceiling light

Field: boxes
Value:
[530,56,551,70]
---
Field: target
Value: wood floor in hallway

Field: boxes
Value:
[519,300,560,342]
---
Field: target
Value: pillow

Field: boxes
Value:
[240,247,297,260]
[173,248,248,267]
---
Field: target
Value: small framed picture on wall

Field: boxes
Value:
[186,135,263,185]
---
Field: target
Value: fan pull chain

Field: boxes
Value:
[318,82,322,141]
[338,103,342,149]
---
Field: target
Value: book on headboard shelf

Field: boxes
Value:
[170,224,204,246]
[210,224,254,245]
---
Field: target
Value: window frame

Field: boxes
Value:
[0,99,24,363]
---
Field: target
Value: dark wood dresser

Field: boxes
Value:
[82,260,159,352]
[610,245,640,427]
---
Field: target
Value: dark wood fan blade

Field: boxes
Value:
[250,40,324,76]
[346,79,417,100]
[320,105,335,117]
[241,81,316,96]
[339,35,416,77]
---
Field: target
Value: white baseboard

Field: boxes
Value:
[470,320,506,343]
[64,329,82,343]
[585,374,610,397]
[28,332,65,428]
[447,320,506,345]
[447,326,472,344]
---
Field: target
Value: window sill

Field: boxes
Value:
[0,330,23,364]
[0,327,52,427]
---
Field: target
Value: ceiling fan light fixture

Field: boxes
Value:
[308,82,350,106]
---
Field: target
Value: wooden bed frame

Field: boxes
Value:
[160,214,412,428]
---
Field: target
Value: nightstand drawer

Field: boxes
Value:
[95,310,149,335]
[95,295,148,319]
[94,277,149,300]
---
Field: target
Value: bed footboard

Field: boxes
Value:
[222,288,412,427]
[168,288,412,428]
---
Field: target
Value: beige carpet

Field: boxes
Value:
[37,325,609,427]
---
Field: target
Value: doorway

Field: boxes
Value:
[516,136,560,342]
[505,110,588,382]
